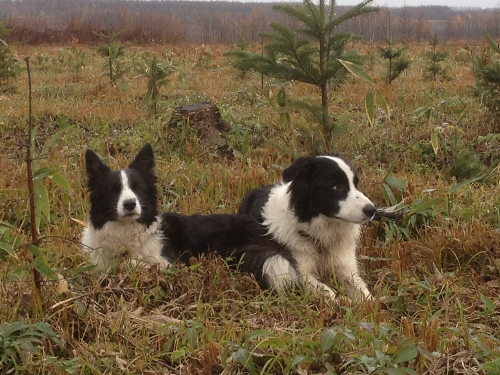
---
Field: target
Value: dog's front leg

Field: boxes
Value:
[332,251,371,301]
[303,275,338,301]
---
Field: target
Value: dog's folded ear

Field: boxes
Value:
[85,149,110,179]
[282,156,314,182]
[129,144,156,180]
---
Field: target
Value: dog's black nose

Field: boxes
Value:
[362,204,376,218]
[123,199,137,211]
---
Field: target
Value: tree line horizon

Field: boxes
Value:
[1,0,499,44]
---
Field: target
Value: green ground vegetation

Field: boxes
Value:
[0,40,499,374]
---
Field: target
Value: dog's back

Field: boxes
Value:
[160,212,266,264]
[238,185,273,222]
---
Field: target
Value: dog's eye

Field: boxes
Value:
[332,184,340,190]
[129,180,143,192]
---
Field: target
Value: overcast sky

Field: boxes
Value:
[336,0,499,8]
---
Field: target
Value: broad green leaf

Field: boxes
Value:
[231,347,257,375]
[34,178,50,228]
[0,241,16,257]
[448,174,486,193]
[242,131,250,155]
[430,132,440,155]
[385,176,407,191]
[30,124,40,151]
[28,244,41,257]
[480,293,495,312]
[382,182,396,206]
[337,59,374,84]
[171,348,189,360]
[34,166,56,180]
[393,339,418,364]
[320,328,338,353]
[34,258,59,280]
[279,112,290,128]
[260,336,286,349]
[0,221,17,231]
[2,320,30,336]
[277,87,287,107]
[51,172,72,192]
[186,326,197,347]
[30,322,63,347]
[246,329,273,341]
[284,354,307,372]
[410,197,443,215]
[365,91,374,126]
[480,357,500,372]
[375,88,390,116]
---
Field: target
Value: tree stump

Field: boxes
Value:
[168,102,230,151]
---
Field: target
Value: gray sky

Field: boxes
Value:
[337,0,499,8]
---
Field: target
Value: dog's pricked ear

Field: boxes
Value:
[129,144,156,178]
[85,149,110,178]
[282,156,313,182]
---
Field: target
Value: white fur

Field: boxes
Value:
[262,254,299,291]
[262,182,371,301]
[81,217,170,271]
[117,171,141,218]
[82,168,170,271]
[322,156,375,224]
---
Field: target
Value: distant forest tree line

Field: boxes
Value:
[1,0,499,44]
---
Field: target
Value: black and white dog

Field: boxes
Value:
[238,155,400,301]
[81,144,274,272]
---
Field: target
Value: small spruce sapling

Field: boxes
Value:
[424,35,449,81]
[378,37,411,84]
[95,29,128,84]
[134,54,175,116]
[225,0,379,151]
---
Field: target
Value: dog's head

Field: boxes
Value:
[85,144,158,229]
[282,155,376,224]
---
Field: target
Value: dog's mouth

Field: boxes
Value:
[119,212,141,220]
[331,213,374,225]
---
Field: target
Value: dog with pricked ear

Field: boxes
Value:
[81,144,273,273]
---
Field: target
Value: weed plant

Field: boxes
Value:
[0,41,498,374]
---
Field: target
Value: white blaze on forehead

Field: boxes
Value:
[318,155,357,189]
[117,170,141,218]
[318,155,375,224]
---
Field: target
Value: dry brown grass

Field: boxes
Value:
[0,41,498,374]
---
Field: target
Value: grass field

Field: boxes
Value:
[0,41,499,374]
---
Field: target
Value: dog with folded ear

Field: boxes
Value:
[237,154,402,301]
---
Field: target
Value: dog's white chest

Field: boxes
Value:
[81,219,169,271]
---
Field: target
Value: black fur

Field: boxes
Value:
[83,143,290,291]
